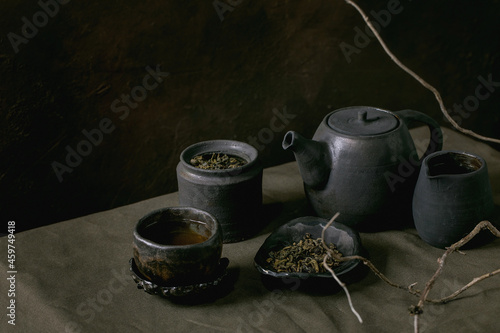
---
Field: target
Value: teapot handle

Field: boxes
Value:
[396,109,443,161]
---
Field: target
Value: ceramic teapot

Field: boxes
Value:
[283,106,443,230]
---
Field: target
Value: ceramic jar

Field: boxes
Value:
[176,140,263,243]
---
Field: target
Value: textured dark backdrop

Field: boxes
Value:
[1,0,499,232]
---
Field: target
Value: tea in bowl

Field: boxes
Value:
[132,207,223,287]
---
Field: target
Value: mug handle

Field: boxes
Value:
[396,109,443,161]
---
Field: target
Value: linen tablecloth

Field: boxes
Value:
[1,127,500,333]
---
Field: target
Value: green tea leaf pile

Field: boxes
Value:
[266,233,342,273]
[190,152,247,170]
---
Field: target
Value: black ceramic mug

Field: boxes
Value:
[412,151,495,249]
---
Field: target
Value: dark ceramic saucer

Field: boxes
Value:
[254,216,367,291]
[129,257,229,298]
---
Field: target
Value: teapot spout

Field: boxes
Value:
[282,131,330,189]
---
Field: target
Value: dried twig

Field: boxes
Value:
[428,268,500,304]
[412,221,500,331]
[339,1,500,331]
[343,0,500,145]
[321,213,363,323]
[321,214,500,333]
[321,214,421,296]
[322,255,364,323]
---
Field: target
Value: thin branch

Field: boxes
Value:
[428,268,500,304]
[321,213,421,297]
[337,4,500,325]
[323,255,364,323]
[322,210,500,333]
[321,213,363,323]
[410,221,500,333]
[415,221,500,308]
[344,0,500,145]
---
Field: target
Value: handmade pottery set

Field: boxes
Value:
[130,106,497,298]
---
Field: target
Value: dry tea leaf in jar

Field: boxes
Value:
[190,152,247,170]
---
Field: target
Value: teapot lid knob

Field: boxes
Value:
[357,111,368,121]
[327,106,399,136]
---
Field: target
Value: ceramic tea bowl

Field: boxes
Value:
[133,207,223,286]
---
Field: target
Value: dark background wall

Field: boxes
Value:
[1,0,499,232]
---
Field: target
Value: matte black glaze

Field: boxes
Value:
[254,216,363,280]
[177,140,263,243]
[413,151,495,249]
[283,106,443,231]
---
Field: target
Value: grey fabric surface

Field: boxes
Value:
[1,127,500,333]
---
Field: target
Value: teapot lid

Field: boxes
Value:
[327,107,399,136]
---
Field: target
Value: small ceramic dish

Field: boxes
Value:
[254,216,366,289]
